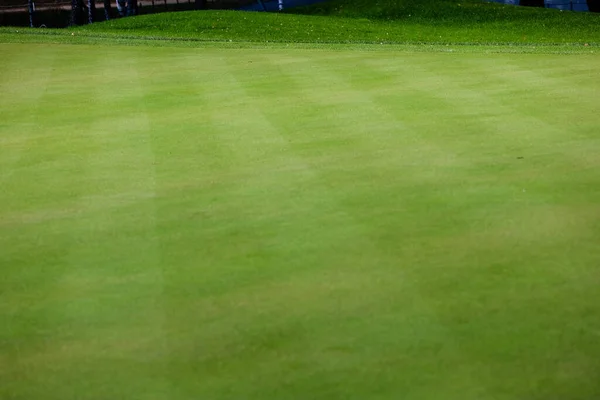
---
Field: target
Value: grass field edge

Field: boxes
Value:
[1,30,599,54]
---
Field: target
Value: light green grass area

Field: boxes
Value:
[1,41,600,399]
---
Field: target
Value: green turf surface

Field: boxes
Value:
[2,0,600,47]
[73,1,600,46]
[2,0,599,61]
[1,41,600,399]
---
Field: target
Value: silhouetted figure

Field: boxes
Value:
[127,0,138,15]
[116,0,126,16]
[71,0,84,25]
[88,0,96,23]
[104,0,112,20]
[28,0,34,27]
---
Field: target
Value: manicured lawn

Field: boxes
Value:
[1,41,599,399]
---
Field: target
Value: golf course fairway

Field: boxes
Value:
[1,42,600,399]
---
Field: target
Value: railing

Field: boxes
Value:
[0,0,255,27]
[0,0,71,27]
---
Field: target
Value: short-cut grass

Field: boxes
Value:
[2,40,600,399]
[1,0,600,399]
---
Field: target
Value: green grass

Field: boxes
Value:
[1,39,600,399]
[2,0,600,46]
[1,0,600,398]
[76,0,600,45]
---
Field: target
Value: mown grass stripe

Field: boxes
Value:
[1,41,600,400]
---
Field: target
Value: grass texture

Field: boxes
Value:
[2,0,600,46]
[77,0,600,45]
[1,41,600,399]
[1,0,600,398]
